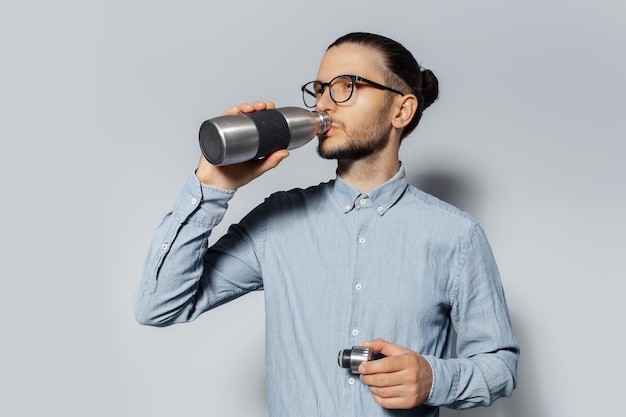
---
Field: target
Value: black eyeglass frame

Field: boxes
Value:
[301,74,405,108]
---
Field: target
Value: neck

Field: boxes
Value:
[337,155,400,194]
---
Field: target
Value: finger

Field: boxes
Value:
[360,356,399,375]
[368,383,422,409]
[238,102,256,113]
[363,338,389,354]
[363,338,410,357]
[360,365,401,387]
[361,350,423,377]
[223,106,244,115]
[370,392,417,410]
[252,101,268,111]
[223,102,275,116]
[223,103,256,115]
[250,101,276,111]
[368,384,405,398]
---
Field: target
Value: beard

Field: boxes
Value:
[317,110,390,161]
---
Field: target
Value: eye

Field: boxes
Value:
[331,75,356,92]
[339,80,353,91]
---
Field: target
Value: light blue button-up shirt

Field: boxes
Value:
[135,165,519,417]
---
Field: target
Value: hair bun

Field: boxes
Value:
[420,69,439,110]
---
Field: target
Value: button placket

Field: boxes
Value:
[349,197,369,380]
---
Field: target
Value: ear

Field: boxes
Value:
[391,94,418,129]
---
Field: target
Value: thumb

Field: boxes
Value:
[250,149,290,176]
[262,149,290,169]
[363,338,410,357]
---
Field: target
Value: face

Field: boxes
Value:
[313,43,395,160]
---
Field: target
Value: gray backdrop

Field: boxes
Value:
[3,0,624,416]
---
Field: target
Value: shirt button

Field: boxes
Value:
[355,283,362,291]
[377,206,383,212]
[360,198,367,205]
[344,205,351,211]
[351,329,359,337]
[348,378,356,385]
[358,237,366,244]
[161,242,169,250]
[191,197,198,205]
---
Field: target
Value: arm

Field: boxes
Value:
[359,223,519,409]
[134,102,290,326]
[426,223,519,408]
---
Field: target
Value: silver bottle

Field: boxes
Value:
[338,346,381,374]
[199,106,331,166]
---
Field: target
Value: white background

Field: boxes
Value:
[2,1,624,416]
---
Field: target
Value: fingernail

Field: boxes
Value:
[358,364,365,374]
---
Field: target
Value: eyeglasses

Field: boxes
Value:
[301,74,405,108]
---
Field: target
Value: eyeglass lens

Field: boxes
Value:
[302,75,355,108]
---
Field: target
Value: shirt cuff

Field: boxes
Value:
[171,173,236,225]
[421,354,456,407]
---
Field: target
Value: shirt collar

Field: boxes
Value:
[331,163,409,216]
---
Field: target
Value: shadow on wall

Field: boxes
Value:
[408,169,482,216]
[409,171,545,417]
[439,314,544,417]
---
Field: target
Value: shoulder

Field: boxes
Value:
[264,180,333,206]
[398,184,481,241]
[405,184,475,222]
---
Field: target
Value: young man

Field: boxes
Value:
[135,32,519,416]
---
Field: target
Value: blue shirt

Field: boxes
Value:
[135,165,519,417]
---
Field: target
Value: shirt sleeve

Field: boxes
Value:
[133,173,265,327]
[423,222,520,408]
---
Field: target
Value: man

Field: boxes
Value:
[135,32,519,416]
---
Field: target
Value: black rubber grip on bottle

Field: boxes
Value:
[247,109,291,158]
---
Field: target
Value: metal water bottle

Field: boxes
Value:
[199,106,331,166]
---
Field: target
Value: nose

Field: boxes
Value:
[316,86,336,113]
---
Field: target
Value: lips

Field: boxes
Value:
[327,121,341,134]
[319,123,334,139]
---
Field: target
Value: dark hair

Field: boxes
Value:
[328,32,439,139]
